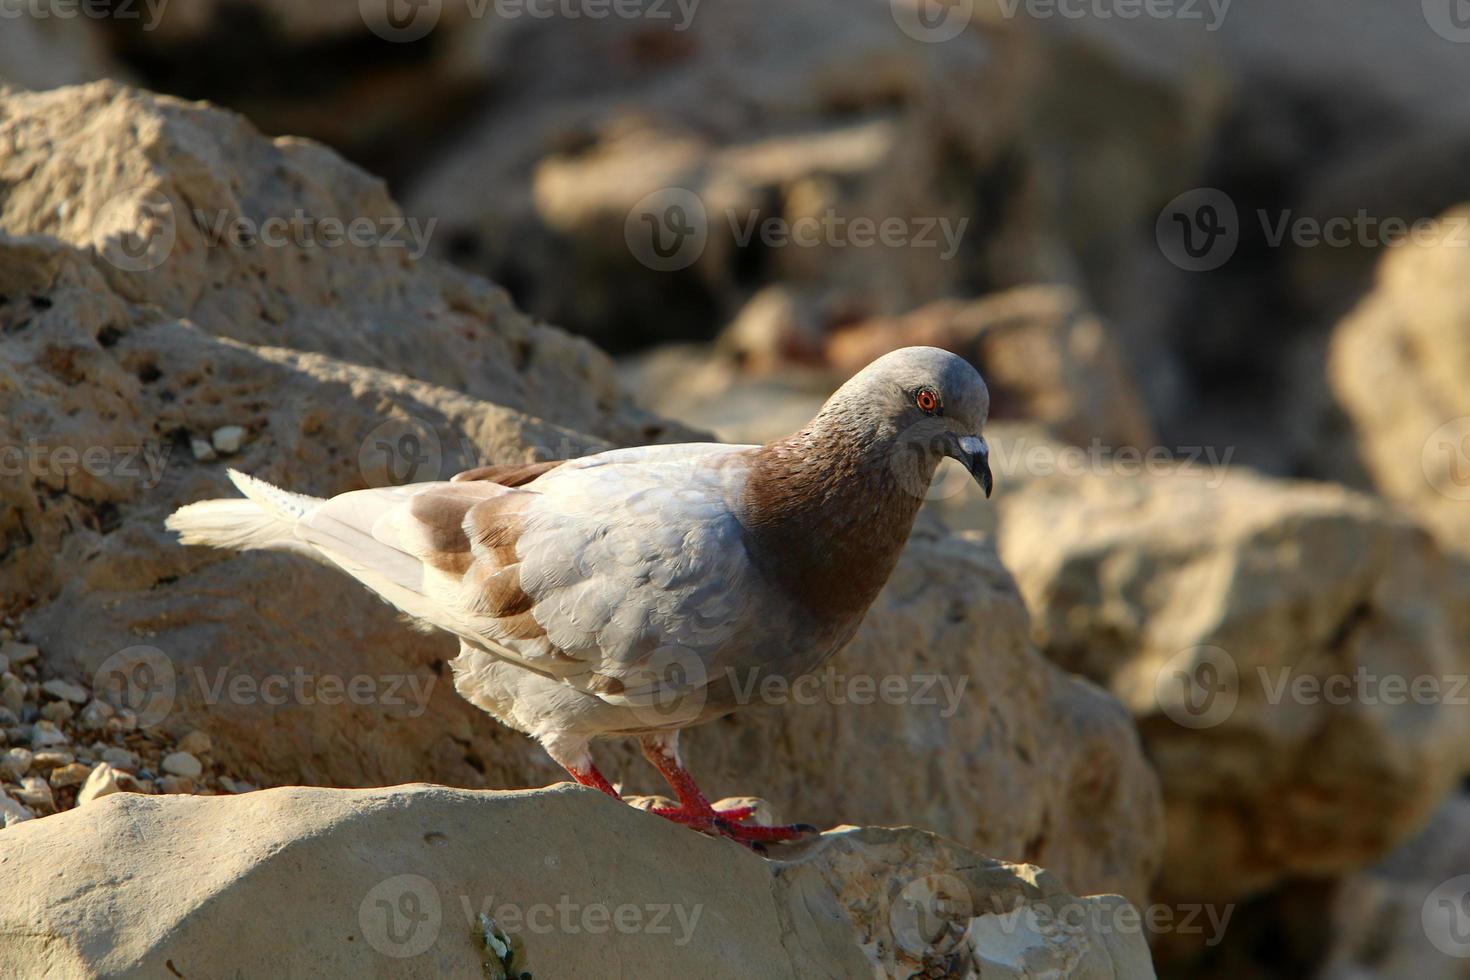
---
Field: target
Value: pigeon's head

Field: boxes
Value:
[832,346,993,497]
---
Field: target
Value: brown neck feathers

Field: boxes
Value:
[739,418,934,620]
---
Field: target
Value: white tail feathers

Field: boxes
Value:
[165,469,323,555]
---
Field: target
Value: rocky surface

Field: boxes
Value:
[1330,205,1470,556]
[0,83,1162,908]
[0,784,1156,978]
[993,464,1470,905]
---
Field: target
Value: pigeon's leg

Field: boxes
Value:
[544,739,621,799]
[639,732,816,844]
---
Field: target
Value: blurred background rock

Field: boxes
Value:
[4,2,1470,977]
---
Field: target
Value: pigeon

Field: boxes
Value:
[166,346,992,844]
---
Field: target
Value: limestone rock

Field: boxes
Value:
[996,465,1470,903]
[826,287,1157,450]
[1329,206,1470,556]
[0,785,1156,979]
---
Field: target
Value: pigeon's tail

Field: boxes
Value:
[165,469,323,556]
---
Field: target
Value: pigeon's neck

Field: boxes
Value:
[741,414,934,620]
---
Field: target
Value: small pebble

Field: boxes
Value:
[29,750,74,773]
[190,437,217,462]
[158,775,195,795]
[13,776,54,814]
[40,701,73,725]
[176,730,212,757]
[0,674,24,718]
[48,762,92,789]
[0,790,32,827]
[77,763,123,804]
[101,746,140,771]
[0,641,38,665]
[78,700,114,731]
[29,721,69,749]
[211,425,246,454]
[161,751,202,779]
[0,747,33,781]
[40,679,90,705]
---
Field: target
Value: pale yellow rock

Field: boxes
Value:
[0,785,1155,979]
[997,464,1470,903]
[77,763,123,805]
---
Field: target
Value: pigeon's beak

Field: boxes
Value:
[958,435,993,498]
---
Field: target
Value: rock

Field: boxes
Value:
[77,763,124,805]
[189,437,218,462]
[1329,206,1470,556]
[0,84,1161,904]
[0,642,38,666]
[29,750,74,774]
[48,762,92,789]
[0,791,32,828]
[27,722,68,750]
[39,700,73,725]
[826,287,1157,450]
[158,775,196,795]
[209,425,246,455]
[1321,793,1470,978]
[996,464,1470,904]
[161,752,203,780]
[39,678,90,704]
[176,730,212,757]
[12,776,54,815]
[0,675,21,719]
[100,747,140,772]
[0,748,32,782]
[78,699,115,731]
[0,785,1154,977]
[404,1,1038,350]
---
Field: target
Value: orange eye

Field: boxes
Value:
[916,388,939,413]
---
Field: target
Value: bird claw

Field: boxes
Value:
[648,804,818,846]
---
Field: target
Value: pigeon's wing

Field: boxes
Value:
[293,443,763,701]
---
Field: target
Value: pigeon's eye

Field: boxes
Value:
[915,387,940,414]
